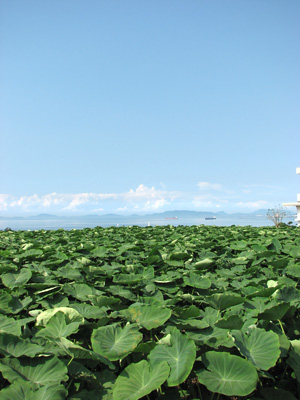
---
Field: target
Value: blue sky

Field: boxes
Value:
[1,0,299,216]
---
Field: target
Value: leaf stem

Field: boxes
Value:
[67,356,74,366]
[187,377,197,399]
[278,319,285,335]
[195,380,203,400]
[279,363,288,384]
[66,377,74,391]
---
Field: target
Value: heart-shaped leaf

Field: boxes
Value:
[0,333,44,357]
[91,323,142,361]
[183,273,211,289]
[148,328,196,386]
[121,303,171,330]
[287,340,300,382]
[0,356,68,386]
[113,360,170,400]
[53,337,115,369]
[0,380,67,400]
[231,327,280,370]
[2,268,32,289]
[258,302,290,321]
[36,307,84,326]
[196,351,258,396]
[36,311,81,339]
[205,293,244,311]
[0,315,22,336]
[215,315,244,330]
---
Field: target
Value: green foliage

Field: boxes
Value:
[0,224,299,399]
[91,323,143,361]
[113,360,170,400]
[196,351,258,396]
[148,327,196,386]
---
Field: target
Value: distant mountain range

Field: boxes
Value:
[0,209,271,220]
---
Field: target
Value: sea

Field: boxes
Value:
[0,215,296,231]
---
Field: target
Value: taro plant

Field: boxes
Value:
[0,224,299,399]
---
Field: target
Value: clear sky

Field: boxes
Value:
[1,0,299,216]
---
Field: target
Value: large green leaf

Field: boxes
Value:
[0,356,68,386]
[16,249,43,259]
[2,268,32,289]
[148,328,196,386]
[258,302,291,321]
[289,246,300,258]
[112,360,170,400]
[108,285,136,301]
[231,327,280,370]
[0,291,31,314]
[286,264,300,278]
[170,305,208,329]
[287,340,300,382]
[215,315,244,330]
[121,303,171,330]
[194,258,214,269]
[35,311,81,339]
[64,283,98,301]
[53,337,115,369]
[91,323,142,361]
[186,326,234,349]
[0,315,22,335]
[113,273,144,285]
[91,246,108,257]
[196,351,258,396]
[0,333,44,357]
[88,295,121,307]
[36,306,84,326]
[205,293,244,311]
[70,303,108,320]
[0,380,67,400]
[169,251,190,261]
[275,286,300,305]
[0,380,34,400]
[183,272,211,289]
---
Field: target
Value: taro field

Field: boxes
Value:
[0,224,300,399]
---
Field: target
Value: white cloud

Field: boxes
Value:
[0,185,175,214]
[0,194,13,210]
[116,206,128,212]
[123,185,172,212]
[10,194,40,209]
[193,181,232,208]
[0,182,276,215]
[144,198,169,211]
[63,193,97,210]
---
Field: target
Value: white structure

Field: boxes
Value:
[283,167,300,226]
